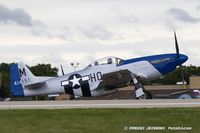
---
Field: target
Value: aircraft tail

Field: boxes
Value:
[10,62,37,96]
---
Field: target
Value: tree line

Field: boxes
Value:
[0,63,200,97]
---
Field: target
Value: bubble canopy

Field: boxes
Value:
[86,56,124,68]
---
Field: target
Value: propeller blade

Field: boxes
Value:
[60,64,65,75]
[174,31,180,58]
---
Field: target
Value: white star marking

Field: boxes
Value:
[70,75,81,87]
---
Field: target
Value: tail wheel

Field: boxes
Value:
[69,95,75,100]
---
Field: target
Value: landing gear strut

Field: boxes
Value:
[130,73,152,99]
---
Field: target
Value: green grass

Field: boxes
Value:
[0,108,199,133]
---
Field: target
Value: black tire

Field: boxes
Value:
[177,94,192,99]
[143,90,152,99]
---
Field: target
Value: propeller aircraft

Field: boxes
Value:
[10,32,188,99]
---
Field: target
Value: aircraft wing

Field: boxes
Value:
[98,69,132,90]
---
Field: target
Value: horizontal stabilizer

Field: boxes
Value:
[25,81,46,89]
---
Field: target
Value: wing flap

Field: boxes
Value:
[98,69,132,90]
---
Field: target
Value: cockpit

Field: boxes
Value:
[86,56,124,68]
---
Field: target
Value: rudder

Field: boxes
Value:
[10,63,24,96]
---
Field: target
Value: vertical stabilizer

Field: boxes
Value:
[10,62,37,96]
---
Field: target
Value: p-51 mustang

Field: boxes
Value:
[10,32,188,99]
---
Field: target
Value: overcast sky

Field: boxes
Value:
[0,0,200,73]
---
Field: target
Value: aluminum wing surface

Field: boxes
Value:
[97,69,132,90]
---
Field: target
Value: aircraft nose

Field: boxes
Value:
[177,54,188,65]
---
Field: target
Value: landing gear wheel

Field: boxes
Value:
[143,90,152,99]
[136,94,146,100]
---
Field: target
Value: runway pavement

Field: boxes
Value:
[0,99,200,109]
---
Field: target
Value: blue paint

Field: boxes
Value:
[10,63,24,96]
[119,53,188,75]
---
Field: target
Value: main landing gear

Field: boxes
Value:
[130,73,152,99]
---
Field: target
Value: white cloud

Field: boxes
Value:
[0,0,200,70]
[0,36,198,71]
[77,24,113,40]
[166,7,200,23]
[0,4,34,26]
